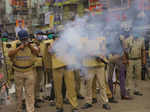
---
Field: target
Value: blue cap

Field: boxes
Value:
[35,30,43,35]
[18,30,28,41]
[121,31,130,38]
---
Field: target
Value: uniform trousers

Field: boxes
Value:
[85,66,108,104]
[53,67,78,109]
[126,59,142,94]
[15,69,35,112]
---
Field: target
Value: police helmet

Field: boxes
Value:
[18,30,28,41]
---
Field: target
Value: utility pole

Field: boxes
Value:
[0,0,9,80]
[28,0,32,34]
[1,0,6,32]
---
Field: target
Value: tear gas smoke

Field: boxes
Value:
[52,0,150,70]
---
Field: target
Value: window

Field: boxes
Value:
[108,0,130,11]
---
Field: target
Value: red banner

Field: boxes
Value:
[11,0,27,7]
[16,20,24,28]
[89,0,103,12]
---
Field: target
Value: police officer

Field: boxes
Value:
[34,31,53,100]
[49,37,79,112]
[74,69,84,100]
[1,32,9,80]
[107,30,132,101]
[34,30,45,107]
[81,37,111,110]
[108,53,132,100]
[8,30,39,112]
[124,31,146,96]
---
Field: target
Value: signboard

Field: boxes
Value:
[15,20,28,37]
[138,0,150,10]
[11,0,28,15]
[45,12,51,24]
[89,0,103,13]
[16,20,24,28]
[49,15,54,29]
[44,12,54,29]
[11,0,28,7]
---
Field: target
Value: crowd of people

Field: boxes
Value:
[0,22,148,112]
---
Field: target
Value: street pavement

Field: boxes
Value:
[0,80,150,112]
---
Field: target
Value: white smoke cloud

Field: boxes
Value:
[52,0,150,70]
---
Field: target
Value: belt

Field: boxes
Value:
[13,64,33,69]
[129,57,141,60]
[37,56,43,58]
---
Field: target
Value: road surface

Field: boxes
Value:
[0,80,150,112]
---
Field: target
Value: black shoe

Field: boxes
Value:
[103,104,111,110]
[72,108,79,112]
[34,102,40,108]
[134,91,143,96]
[121,96,133,100]
[81,103,92,109]
[22,100,26,110]
[56,108,64,112]
[108,97,118,103]
[44,96,51,101]
[127,89,131,96]
[148,76,150,80]
[22,103,26,110]
[92,98,97,104]
[22,109,26,112]
[63,99,70,104]
[77,94,84,100]
[36,99,44,103]
[50,100,55,106]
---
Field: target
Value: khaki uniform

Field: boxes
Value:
[82,37,108,104]
[51,51,78,109]
[34,39,53,99]
[9,44,36,112]
[34,40,44,100]
[2,41,19,80]
[83,57,108,104]
[43,40,53,84]
[2,42,12,80]
[124,36,145,93]
[34,57,43,99]
[74,69,81,96]
[91,76,97,99]
[104,67,112,98]
[92,68,112,99]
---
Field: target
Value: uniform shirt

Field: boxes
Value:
[51,54,66,69]
[10,42,36,72]
[42,40,54,69]
[2,40,19,65]
[50,40,66,69]
[3,42,10,64]
[31,40,43,67]
[82,37,106,67]
[124,36,145,58]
